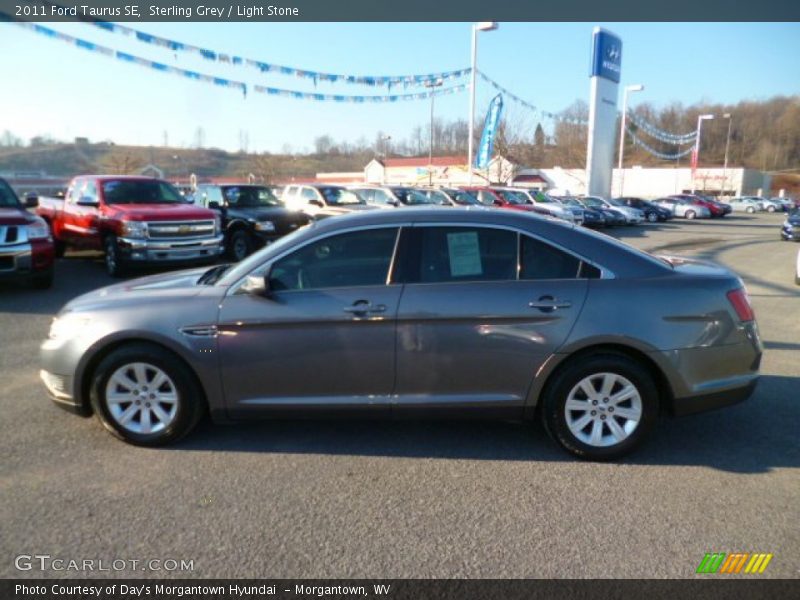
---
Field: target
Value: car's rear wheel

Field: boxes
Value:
[685,210,696,220]
[541,353,659,461]
[89,343,205,446]
[647,211,658,223]
[746,206,755,214]
[766,205,776,213]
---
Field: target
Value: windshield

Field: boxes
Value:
[102,180,184,204]
[422,190,451,205]
[443,189,479,205]
[561,197,583,207]
[319,187,363,206]
[495,190,529,205]
[0,180,20,208]
[583,197,604,208]
[391,188,435,205]
[222,186,283,208]
[531,191,557,204]
[607,198,626,207]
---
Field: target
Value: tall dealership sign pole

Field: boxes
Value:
[586,28,623,198]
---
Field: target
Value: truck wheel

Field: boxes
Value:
[104,235,127,277]
[89,343,205,446]
[227,229,252,262]
[54,239,66,258]
[541,353,659,461]
[31,268,54,290]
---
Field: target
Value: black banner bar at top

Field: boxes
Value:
[1,0,799,22]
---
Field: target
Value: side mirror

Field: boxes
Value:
[77,197,99,207]
[24,194,39,208]
[309,199,323,207]
[208,200,221,210]
[241,268,272,297]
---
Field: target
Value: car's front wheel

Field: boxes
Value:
[646,211,658,223]
[685,210,696,220]
[541,353,659,460]
[766,205,776,213]
[104,235,127,278]
[227,229,252,262]
[746,206,755,214]
[90,343,205,446]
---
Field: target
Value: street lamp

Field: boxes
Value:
[379,135,392,183]
[617,83,644,197]
[424,78,444,185]
[467,21,498,184]
[722,113,733,198]
[691,114,714,193]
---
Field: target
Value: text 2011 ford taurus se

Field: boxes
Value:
[40,208,762,460]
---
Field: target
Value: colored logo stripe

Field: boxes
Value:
[697,552,773,574]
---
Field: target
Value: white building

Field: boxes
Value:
[542,166,771,199]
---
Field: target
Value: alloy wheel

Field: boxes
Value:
[564,372,643,447]
[104,362,179,434]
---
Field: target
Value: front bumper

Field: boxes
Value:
[117,234,224,263]
[0,240,53,281]
[781,226,800,241]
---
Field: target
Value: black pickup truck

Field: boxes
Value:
[192,184,311,261]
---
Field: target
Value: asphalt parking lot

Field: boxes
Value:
[1,212,798,579]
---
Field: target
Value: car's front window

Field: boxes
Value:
[0,180,20,208]
[223,186,283,207]
[269,227,399,290]
[496,190,528,205]
[102,180,184,204]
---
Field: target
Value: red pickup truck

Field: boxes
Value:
[37,175,223,276]
[0,177,55,288]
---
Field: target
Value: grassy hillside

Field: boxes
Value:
[0,142,372,182]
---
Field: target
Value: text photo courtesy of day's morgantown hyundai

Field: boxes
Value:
[0,2,798,599]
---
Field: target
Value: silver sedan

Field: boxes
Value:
[40,208,762,460]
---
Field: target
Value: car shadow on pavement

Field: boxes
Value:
[171,374,799,474]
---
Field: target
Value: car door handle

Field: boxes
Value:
[343,303,387,314]
[528,296,572,311]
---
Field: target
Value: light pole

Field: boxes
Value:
[691,114,714,193]
[467,21,498,184]
[617,83,644,197]
[379,135,391,184]
[722,113,732,198]
[425,78,444,186]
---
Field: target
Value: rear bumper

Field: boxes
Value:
[671,378,758,416]
[118,234,224,264]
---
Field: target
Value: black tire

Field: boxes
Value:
[540,353,659,461]
[89,343,205,446]
[30,268,54,290]
[104,234,127,277]
[54,239,66,258]
[685,210,696,220]
[226,228,252,262]
[646,211,658,223]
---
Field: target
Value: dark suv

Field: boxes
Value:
[614,197,673,223]
[194,184,311,261]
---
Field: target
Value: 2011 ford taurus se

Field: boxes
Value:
[40,207,762,460]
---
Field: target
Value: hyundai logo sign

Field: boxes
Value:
[591,29,622,83]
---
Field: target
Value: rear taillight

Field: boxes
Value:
[727,288,755,322]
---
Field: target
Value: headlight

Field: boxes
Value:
[785,221,793,230]
[26,217,51,240]
[254,220,276,232]
[121,220,148,239]
[49,313,92,340]
[214,215,222,235]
